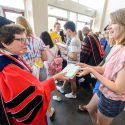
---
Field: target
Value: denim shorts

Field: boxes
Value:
[97,91,125,117]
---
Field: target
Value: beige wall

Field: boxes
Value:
[0,6,3,16]
[25,0,34,32]
[102,0,125,30]
[32,0,48,37]
[92,0,107,32]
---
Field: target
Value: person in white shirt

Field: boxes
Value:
[57,21,81,98]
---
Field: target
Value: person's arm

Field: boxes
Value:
[31,72,68,121]
[39,39,48,61]
[41,48,48,61]
[98,61,104,66]
[78,45,112,74]
[89,65,105,75]
[40,72,68,92]
[68,52,77,61]
[77,63,104,75]
[81,64,125,93]
[59,35,63,43]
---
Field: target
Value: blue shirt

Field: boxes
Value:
[100,38,108,51]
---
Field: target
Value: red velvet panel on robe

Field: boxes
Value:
[0,64,55,125]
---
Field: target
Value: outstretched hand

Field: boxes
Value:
[53,72,69,81]
[76,63,89,68]
[76,67,92,77]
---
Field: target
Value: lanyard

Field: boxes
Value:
[0,51,32,72]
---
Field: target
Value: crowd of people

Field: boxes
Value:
[0,7,125,125]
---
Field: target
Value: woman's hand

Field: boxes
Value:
[76,67,93,77]
[76,63,89,68]
[53,72,69,81]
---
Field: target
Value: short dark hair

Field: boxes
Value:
[40,31,54,48]
[0,16,14,28]
[64,21,76,32]
[0,24,25,48]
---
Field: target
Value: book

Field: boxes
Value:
[62,64,81,79]
[56,42,67,48]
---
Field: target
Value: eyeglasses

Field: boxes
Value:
[14,38,27,43]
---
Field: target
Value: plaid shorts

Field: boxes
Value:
[97,91,125,117]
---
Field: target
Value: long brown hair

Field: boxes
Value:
[110,8,125,45]
[16,16,33,37]
[78,30,83,41]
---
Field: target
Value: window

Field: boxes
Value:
[48,6,93,31]
[0,0,24,10]
[48,6,68,31]
[0,0,25,22]
[57,19,67,30]
[48,16,57,32]
[48,16,67,31]
[77,22,85,31]
[48,6,68,19]
[3,9,24,22]
[69,12,77,23]
[78,14,92,23]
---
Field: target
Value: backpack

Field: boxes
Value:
[47,49,63,75]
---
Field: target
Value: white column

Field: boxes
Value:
[32,0,48,37]
[93,0,107,32]
[0,6,4,16]
[25,0,34,32]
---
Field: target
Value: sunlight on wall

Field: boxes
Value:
[103,0,125,30]
[71,0,103,10]
[0,0,24,9]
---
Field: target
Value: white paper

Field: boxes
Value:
[56,42,67,48]
[62,64,81,79]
